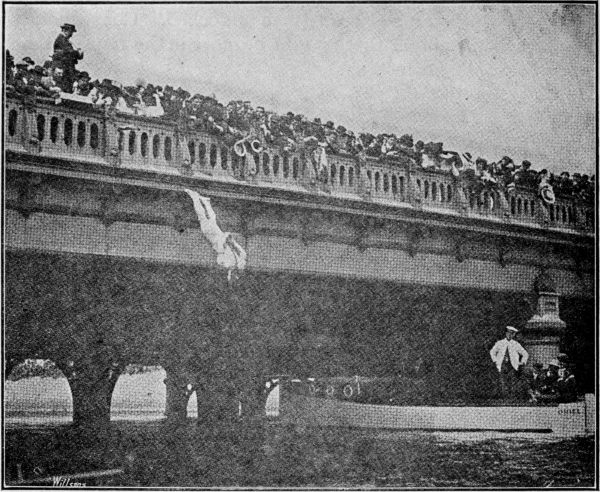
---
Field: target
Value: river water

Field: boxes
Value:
[4,373,595,487]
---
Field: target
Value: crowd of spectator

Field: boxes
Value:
[5,46,595,204]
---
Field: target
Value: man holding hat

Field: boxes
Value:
[489,326,529,399]
[53,23,84,93]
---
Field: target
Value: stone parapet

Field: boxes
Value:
[5,95,594,236]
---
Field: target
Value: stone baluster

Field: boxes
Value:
[534,197,551,227]
[406,161,422,208]
[495,188,511,218]
[22,98,41,152]
[174,123,192,176]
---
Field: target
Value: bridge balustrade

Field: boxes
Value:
[413,168,457,212]
[507,188,587,231]
[508,189,539,225]
[5,95,593,234]
[328,155,360,196]
[549,196,592,230]
[6,97,106,163]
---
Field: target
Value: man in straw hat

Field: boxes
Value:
[53,23,84,93]
[489,326,529,399]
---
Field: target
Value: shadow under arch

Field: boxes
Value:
[4,359,73,425]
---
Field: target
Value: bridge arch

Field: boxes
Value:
[109,365,197,421]
[5,359,73,425]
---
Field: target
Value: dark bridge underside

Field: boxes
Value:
[5,250,594,426]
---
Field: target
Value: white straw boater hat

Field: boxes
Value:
[506,326,519,333]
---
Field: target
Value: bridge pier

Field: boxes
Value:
[163,370,196,423]
[57,360,122,428]
[239,375,268,422]
[4,355,24,381]
[192,362,266,430]
[195,376,240,428]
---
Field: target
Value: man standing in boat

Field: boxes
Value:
[489,326,529,400]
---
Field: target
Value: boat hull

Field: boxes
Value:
[279,393,595,437]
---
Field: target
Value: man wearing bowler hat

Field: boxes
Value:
[490,326,529,400]
[53,23,84,93]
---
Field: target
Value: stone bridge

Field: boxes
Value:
[4,94,595,428]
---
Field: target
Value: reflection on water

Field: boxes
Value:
[3,374,595,487]
[4,420,594,488]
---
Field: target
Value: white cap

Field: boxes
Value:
[506,326,519,333]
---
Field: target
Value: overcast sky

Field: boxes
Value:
[5,3,596,175]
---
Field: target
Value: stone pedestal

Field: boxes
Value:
[523,291,566,366]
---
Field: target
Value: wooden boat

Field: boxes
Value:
[269,377,596,437]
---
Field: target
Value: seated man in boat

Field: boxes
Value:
[489,326,529,400]
[556,363,578,403]
[536,359,560,402]
[526,362,545,403]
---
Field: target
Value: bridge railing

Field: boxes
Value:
[6,96,107,164]
[5,95,593,233]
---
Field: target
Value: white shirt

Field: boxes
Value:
[184,189,247,274]
[490,338,529,371]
